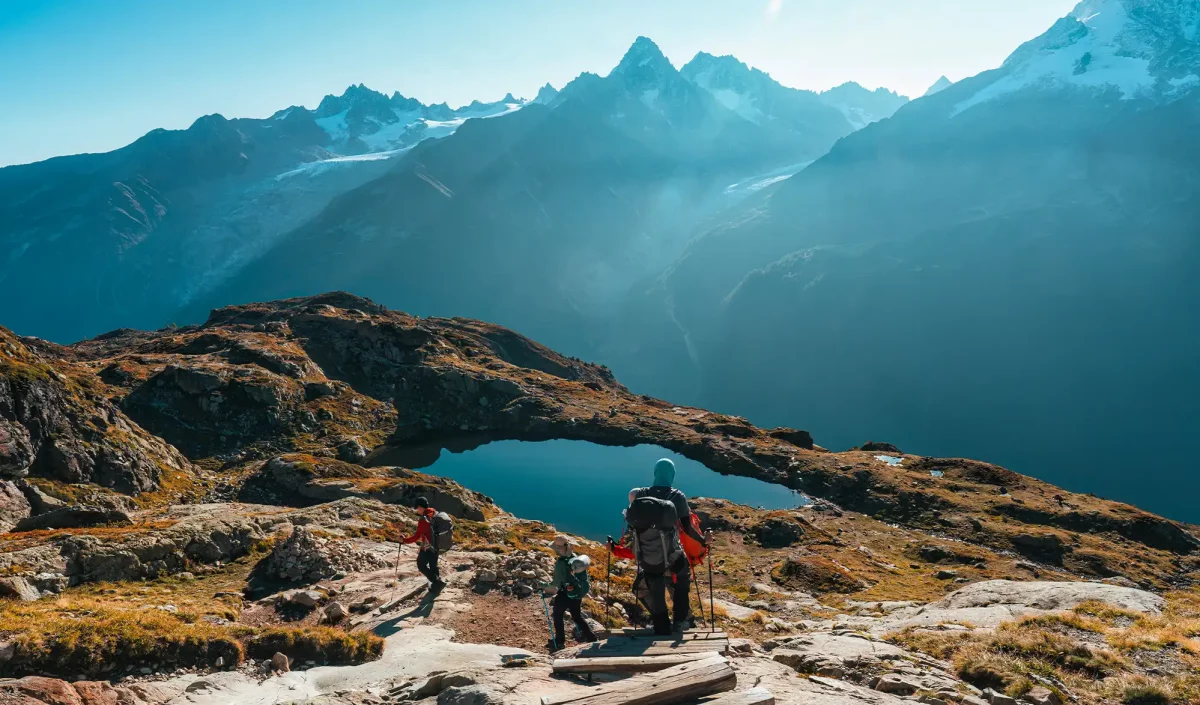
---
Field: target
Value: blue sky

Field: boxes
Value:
[0,0,1077,167]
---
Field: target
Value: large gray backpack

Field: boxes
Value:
[432,511,454,551]
[627,492,681,573]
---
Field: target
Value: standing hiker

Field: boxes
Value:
[542,535,598,652]
[401,497,447,589]
[609,458,708,635]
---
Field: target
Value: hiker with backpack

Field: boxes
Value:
[608,458,709,636]
[401,496,452,589]
[542,535,598,652]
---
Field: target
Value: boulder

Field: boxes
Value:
[0,420,35,479]
[859,441,902,454]
[14,506,132,532]
[874,675,920,695]
[768,428,814,449]
[438,685,504,705]
[932,580,1164,614]
[771,554,865,593]
[324,601,348,622]
[983,689,1018,705]
[0,480,31,531]
[0,576,42,601]
[336,439,368,463]
[71,681,122,705]
[1009,533,1066,564]
[304,381,338,400]
[0,676,83,705]
[16,480,67,514]
[750,516,805,548]
[289,590,324,608]
[1024,686,1062,705]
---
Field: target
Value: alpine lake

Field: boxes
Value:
[424,439,806,540]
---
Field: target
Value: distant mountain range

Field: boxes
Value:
[0,37,907,345]
[614,0,1200,521]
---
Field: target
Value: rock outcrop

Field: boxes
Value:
[264,526,386,583]
[239,454,491,519]
[0,328,193,494]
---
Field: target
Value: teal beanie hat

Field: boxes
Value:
[653,458,676,487]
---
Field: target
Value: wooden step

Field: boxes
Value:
[698,687,774,705]
[540,654,736,705]
[603,628,726,638]
[575,639,729,658]
[602,630,728,642]
[552,651,720,675]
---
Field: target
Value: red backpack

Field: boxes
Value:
[679,513,708,567]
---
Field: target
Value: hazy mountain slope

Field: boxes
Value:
[620,0,1200,521]
[0,86,523,344]
[817,81,911,128]
[183,39,870,358]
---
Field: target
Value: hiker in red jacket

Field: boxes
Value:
[402,497,444,588]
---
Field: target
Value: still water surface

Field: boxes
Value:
[425,439,805,540]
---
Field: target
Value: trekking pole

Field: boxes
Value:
[707,551,716,634]
[690,564,705,627]
[539,592,558,651]
[388,531,404,605]
[605,537,613,628]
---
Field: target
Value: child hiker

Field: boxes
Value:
[542,535,598,651]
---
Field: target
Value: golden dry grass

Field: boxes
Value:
[887,590,1200,705]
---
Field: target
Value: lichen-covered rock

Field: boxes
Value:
[120,363,306,457]
[750,515,807,548]
[239,454,490,520]
[0,328,192,494]
[0,576,41,601]
[13,505,132,532]
[0,479,31,531]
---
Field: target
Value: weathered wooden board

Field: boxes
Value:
[540,655,736,705]
[603,628,726,639]
[552,651,719,674]
[604,632,728,642]
[575,638,729,658]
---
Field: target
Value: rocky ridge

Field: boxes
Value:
[0,293,1197,704]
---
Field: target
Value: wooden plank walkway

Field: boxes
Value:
[552,651,720,675]
[540,655,736,705]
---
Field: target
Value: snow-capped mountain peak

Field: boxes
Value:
[533,83,559,105]
[680,52,767,123]
[954,0,1200,115]
[817,82,910,129]
[610,36,676,84]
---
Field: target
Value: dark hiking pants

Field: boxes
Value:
[642,563,690,635]
[417,546,440,583]
[552,591,596,646]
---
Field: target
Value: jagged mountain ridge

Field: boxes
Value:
[0,37,904,347]
[174,37,902,361]
[614,0,1200,522]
